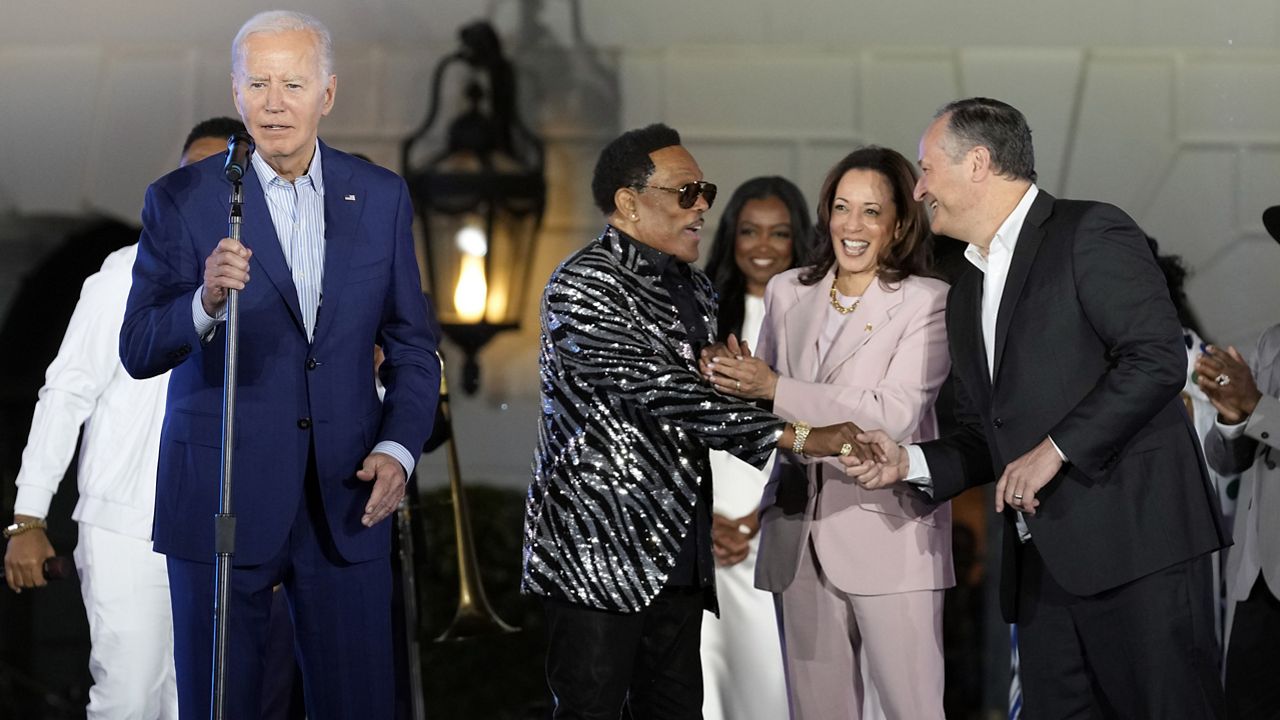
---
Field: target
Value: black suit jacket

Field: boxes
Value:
[921,190,1227,621]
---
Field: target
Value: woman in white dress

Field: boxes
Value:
[700,176,814,720]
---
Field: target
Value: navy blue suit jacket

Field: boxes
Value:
[121,141,439,565]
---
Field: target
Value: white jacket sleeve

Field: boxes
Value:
[13,251,132,519]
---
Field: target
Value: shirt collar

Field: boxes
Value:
[611,225,681,277]
[964,184,1039,273]
[249,139,325,194]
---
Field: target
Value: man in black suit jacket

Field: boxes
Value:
[846,97,1228,718]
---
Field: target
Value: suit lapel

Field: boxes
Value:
[784,272,827,381]
[992,191,1053,382]
[239,167,306,335]
[952,267,991,394]
[817,279,904,382]
[314,142,360,344]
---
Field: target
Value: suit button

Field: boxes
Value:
[1263,431,1271,440]
[306,358,318,370]
[993,418,1004,429]
[1268,461,1277,470]
[297,418,311,430]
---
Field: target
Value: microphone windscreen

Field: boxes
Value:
[224,132,255,182]
[1263,205,1280,244]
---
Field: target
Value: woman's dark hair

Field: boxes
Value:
[801,146,933,287]
[704,176,814,341]
[1149,236,1206,339]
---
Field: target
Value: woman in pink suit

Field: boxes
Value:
[705,146,953,719]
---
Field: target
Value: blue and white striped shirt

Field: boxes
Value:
[251,141,326,341]
[190,141,326,339]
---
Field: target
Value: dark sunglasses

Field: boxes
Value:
[638,181,717,209]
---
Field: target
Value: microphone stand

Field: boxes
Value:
[211,175,244,720]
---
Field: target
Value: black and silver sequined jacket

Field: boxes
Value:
[522,226,785,613]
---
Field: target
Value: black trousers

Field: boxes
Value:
[1017,542,1224,720]
[1225,576,1280,720]
[542,587,705,720]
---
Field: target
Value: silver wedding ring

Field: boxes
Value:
[1216,373,1231,387]
[1012,494,1024,501]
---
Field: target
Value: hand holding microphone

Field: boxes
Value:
[4,517,75,592]
[200,132,257,318]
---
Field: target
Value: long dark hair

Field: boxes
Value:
[801,146,933,287]
[704,176,814,341]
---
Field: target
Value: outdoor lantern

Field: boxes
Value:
[402,20,546,395]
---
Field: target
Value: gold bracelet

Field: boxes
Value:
[3,518,48,539]
[792,421,812,455]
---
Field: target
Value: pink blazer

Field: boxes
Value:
[754,267,955,595]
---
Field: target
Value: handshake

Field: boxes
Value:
[782,421,912,490]
[821,427,913,490]
[698,338,914,489]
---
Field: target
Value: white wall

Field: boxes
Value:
[3,0,1279,490]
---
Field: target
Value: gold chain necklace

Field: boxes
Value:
[829,278,861,315]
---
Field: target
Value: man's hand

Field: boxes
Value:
[1195,344,1262,424]
[995,438,1062,515]
[699,334,751,376]
[711,512,756,567]
[704,349,779,401]
[840,430,909,489]
[4,515,56,593]
[356,452,406,527]
[798,421,877,461]
[698,338,737,371]
[201,237,253,317]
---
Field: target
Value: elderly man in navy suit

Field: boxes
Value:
[120,11,438,719]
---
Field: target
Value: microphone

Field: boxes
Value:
[1263,205,1280,244]
[0,556,76,583]
[224,132,255,183]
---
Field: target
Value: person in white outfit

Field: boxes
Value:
[2,116,244,720]
[699,176,814,720]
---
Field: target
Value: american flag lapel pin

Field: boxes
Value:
[344,194,357,202]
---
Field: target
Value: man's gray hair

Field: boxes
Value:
[232,10,334,78]
[934,97,1037,183]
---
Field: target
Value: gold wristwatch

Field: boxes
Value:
[3,519,48,539]
[791,421,812,455]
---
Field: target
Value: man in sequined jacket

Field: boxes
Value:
[522,123,864,719]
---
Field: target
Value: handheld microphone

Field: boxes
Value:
[224,132,255,183]
[0,556,76,583]
[1263,205,1280,244]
